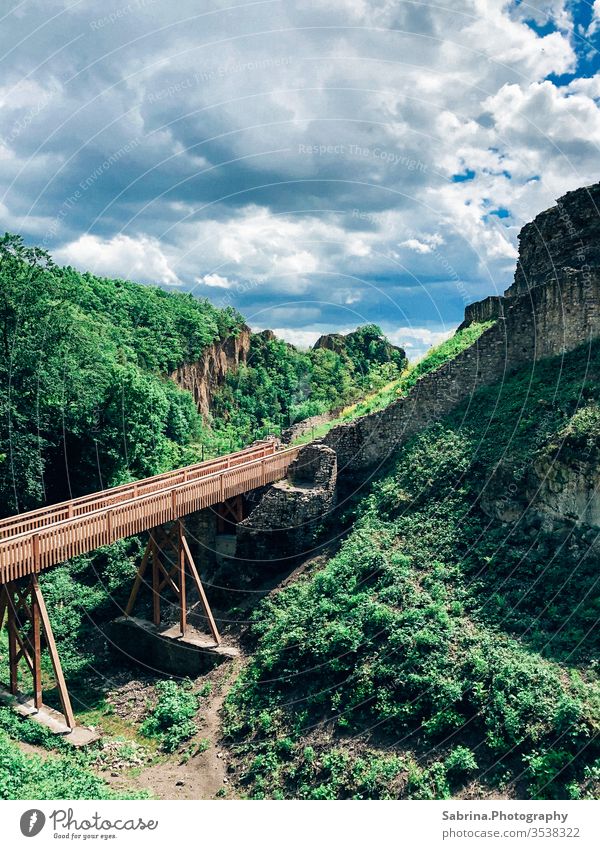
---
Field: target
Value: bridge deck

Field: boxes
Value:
[0,440,299,584]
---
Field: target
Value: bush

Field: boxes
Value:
[141,680,199,753]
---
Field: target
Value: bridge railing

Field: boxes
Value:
[0,445,300,584]
[0,440,277,540]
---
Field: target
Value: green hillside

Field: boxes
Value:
[0,235,405,513]
[223,338,600,800]
[0,233,241,513]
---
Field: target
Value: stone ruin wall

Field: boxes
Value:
[235,443,337,567]
[321,265,600,474]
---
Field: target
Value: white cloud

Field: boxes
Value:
[400,238,434,254]
[588,1,600,36]
[387,326,454,354]
[262,328,323,349]
[198,273,234,289]
[399,233,444,254]
[55,234,179,285]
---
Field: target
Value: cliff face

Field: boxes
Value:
[507,181,600,296]
[233,181,600,565]
[481,452,600,533]
[170,325,251,418]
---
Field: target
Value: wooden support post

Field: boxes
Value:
[0,577,75,730]
[178,522,187,637]
[124,522,220,646]
[0,588,7,633]
[124,537,152,616]
[31,576,75,730]
[181,534,221,646]
[31,583,42,709]
[7,591,18,695]
[151,535,161,627]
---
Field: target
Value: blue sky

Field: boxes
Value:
[0,0,598,356]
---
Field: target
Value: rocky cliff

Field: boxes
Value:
[231,181,600,565]
[481,450,600,534]
[507,181,600,296]
[170,325,251,418]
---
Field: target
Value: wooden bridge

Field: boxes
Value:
[0,439,299,731]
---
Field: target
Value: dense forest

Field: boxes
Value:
[0,233,405,514]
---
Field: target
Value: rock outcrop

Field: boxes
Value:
[314,327,406,367]
[170,325,251,418]
[481,452,600,533]
[507,181,600,297]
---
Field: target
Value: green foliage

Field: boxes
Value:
[0,233,408,507]
[344,321,494,418]
[0,707,69,752]
[0,232,241,513]
[223,337,600,799]
[141,680,200,752]
[0,727,145,799]
[208,326,407,448]
[401,320,494,390]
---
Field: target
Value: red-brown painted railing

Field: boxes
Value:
[0,440,276,540]
[0,441,299,584]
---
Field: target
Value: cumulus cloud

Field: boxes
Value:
[198,273,234,289]
[588,1,600,36]
[0,0,597,341]
[55,234,179,285]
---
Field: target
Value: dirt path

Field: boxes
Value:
[109,660,241,800]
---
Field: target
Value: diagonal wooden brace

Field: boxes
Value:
[1,577,75,730]
[124,522,220,645]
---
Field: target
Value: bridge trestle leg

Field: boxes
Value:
[0,576,75,730]
[125,520,221,646]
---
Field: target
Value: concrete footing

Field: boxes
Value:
[109,616,239,677]
[0,686,98,746]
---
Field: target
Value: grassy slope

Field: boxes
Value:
[291,322,494,445]
[0,708,147,800]
[223,337,600,800]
